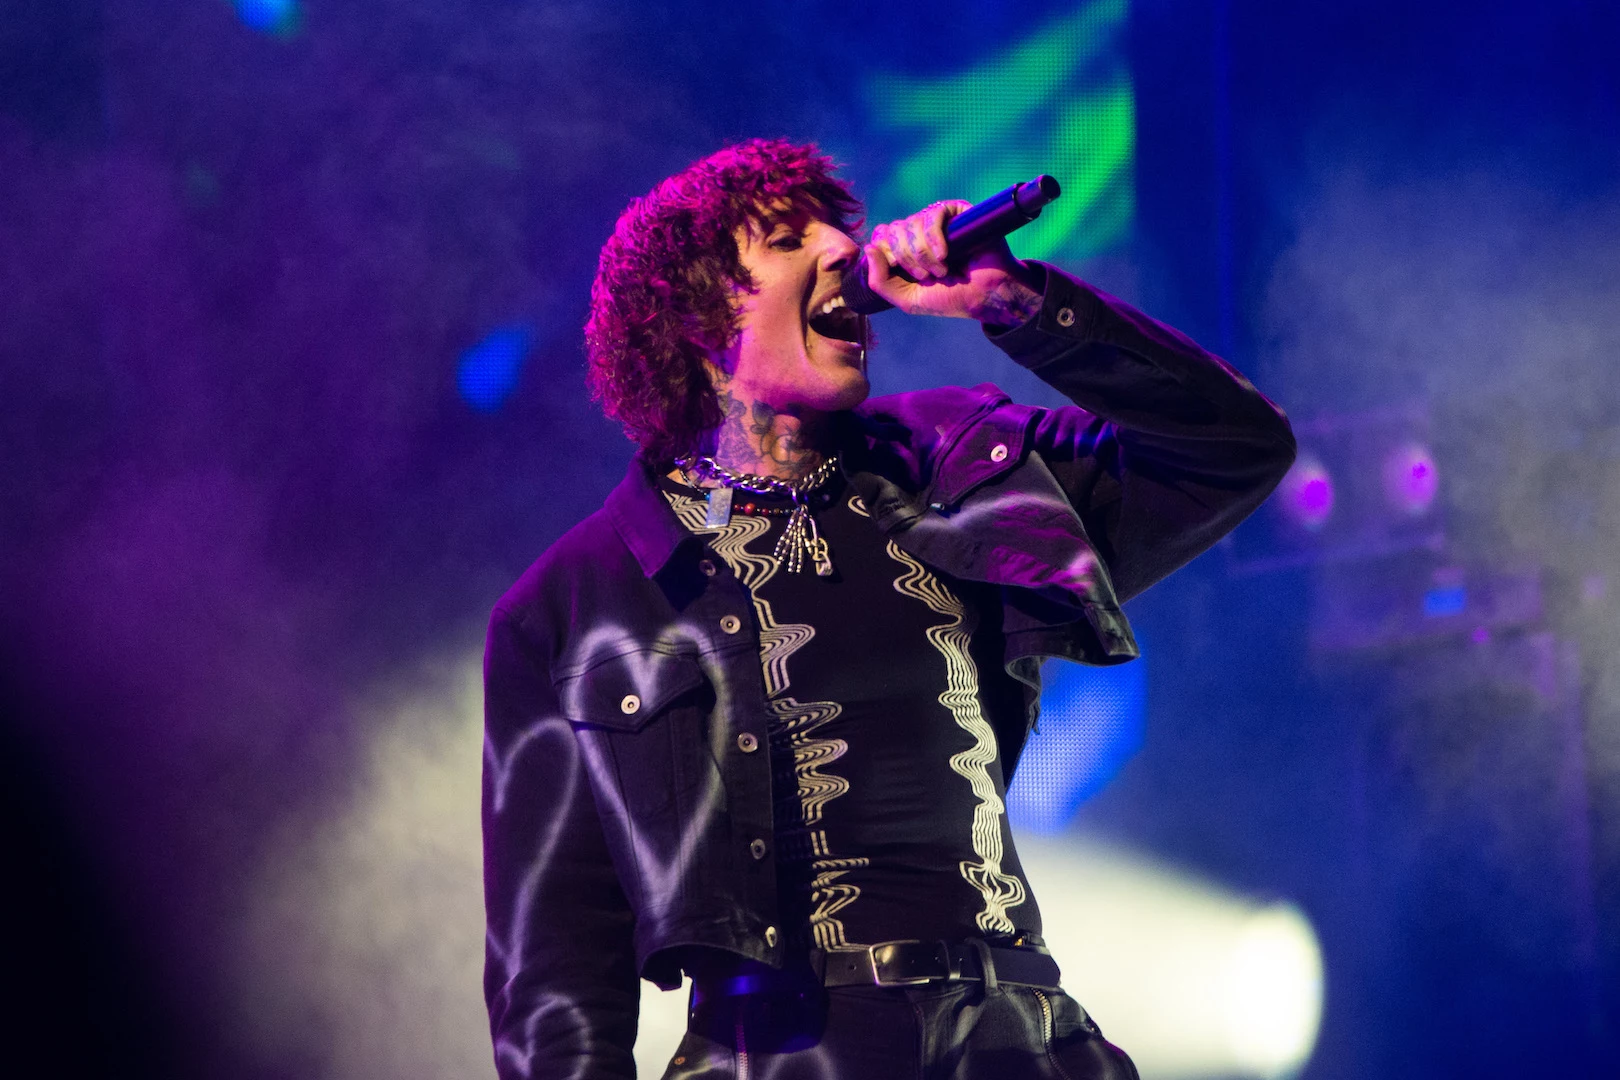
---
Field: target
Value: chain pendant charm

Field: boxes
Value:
[704,485,733,528]
[811,536,833,577]
[774,504,810,574]
[803,504,833,577]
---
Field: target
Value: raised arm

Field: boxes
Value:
[865,202,1295,603]
[990,266,1295,601]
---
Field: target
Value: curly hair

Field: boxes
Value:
[584,139,863,461]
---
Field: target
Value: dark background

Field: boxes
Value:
[3,1,1617,1076]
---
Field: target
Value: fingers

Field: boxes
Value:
[863,233,926,315]
[861,232,910,314]
[869,200,971,282]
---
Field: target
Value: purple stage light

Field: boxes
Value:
[1277,453,1335,532]
[1382,442,1439,516]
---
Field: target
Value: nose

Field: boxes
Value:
[815,223,859,273]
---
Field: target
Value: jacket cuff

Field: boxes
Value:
[982,261,1104,369]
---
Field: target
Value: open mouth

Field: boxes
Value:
[807,294,866,346]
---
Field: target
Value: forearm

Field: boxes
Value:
[989,264,1293,451]
[988,265,1296,600]
[967,262,1045,329]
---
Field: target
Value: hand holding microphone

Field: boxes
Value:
[844,175,1061,321]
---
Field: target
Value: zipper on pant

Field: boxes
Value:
[734,1020,749,1080]
[1033,988,1055,1042]
[1032,989,1077,1080]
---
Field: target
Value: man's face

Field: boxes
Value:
[711,204,870,414]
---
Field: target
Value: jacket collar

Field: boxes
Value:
[609,380,1023,579]
[605,383,1015,577]
[604,453,694,579]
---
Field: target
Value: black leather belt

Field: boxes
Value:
[687,939,1063,1006]
[814,939,1061,990]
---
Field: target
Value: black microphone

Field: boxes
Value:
[840,174,1062,316]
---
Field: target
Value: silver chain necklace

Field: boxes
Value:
[675,454,838,576]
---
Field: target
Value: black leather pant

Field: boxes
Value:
[661,978,1140,1080]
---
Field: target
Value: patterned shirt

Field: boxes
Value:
[660,473,1040,949]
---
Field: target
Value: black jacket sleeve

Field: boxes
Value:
[482,607,641,1080]
[990,265,1296,601]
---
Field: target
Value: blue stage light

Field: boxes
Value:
[457,325,534,412]
[1422,585,1467,618]
[1008,655,1146,834]
[234,0,301,37]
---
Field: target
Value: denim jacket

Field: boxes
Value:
[481,267,1295,1079]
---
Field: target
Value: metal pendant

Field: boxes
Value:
[769,500,835,576]
[704,485,733,528]
[811,536,834,577]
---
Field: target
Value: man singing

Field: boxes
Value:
[481,139,1294,1078]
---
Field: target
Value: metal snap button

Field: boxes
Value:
[990,443,1009,462]
[720,614,742,634]
[1056,306,1076,327]
[698,559,717,577]
[749,838,768,860]
[737,732,759,753]
[764,926,779,947]
[620,694,641,714]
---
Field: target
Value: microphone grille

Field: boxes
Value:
[840,258,895,316]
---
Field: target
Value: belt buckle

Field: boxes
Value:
[867,939,949,987]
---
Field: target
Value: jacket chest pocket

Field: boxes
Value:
[554,647,709,732]
[553,649,718,829]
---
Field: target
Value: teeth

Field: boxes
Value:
[818,296,846,316]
